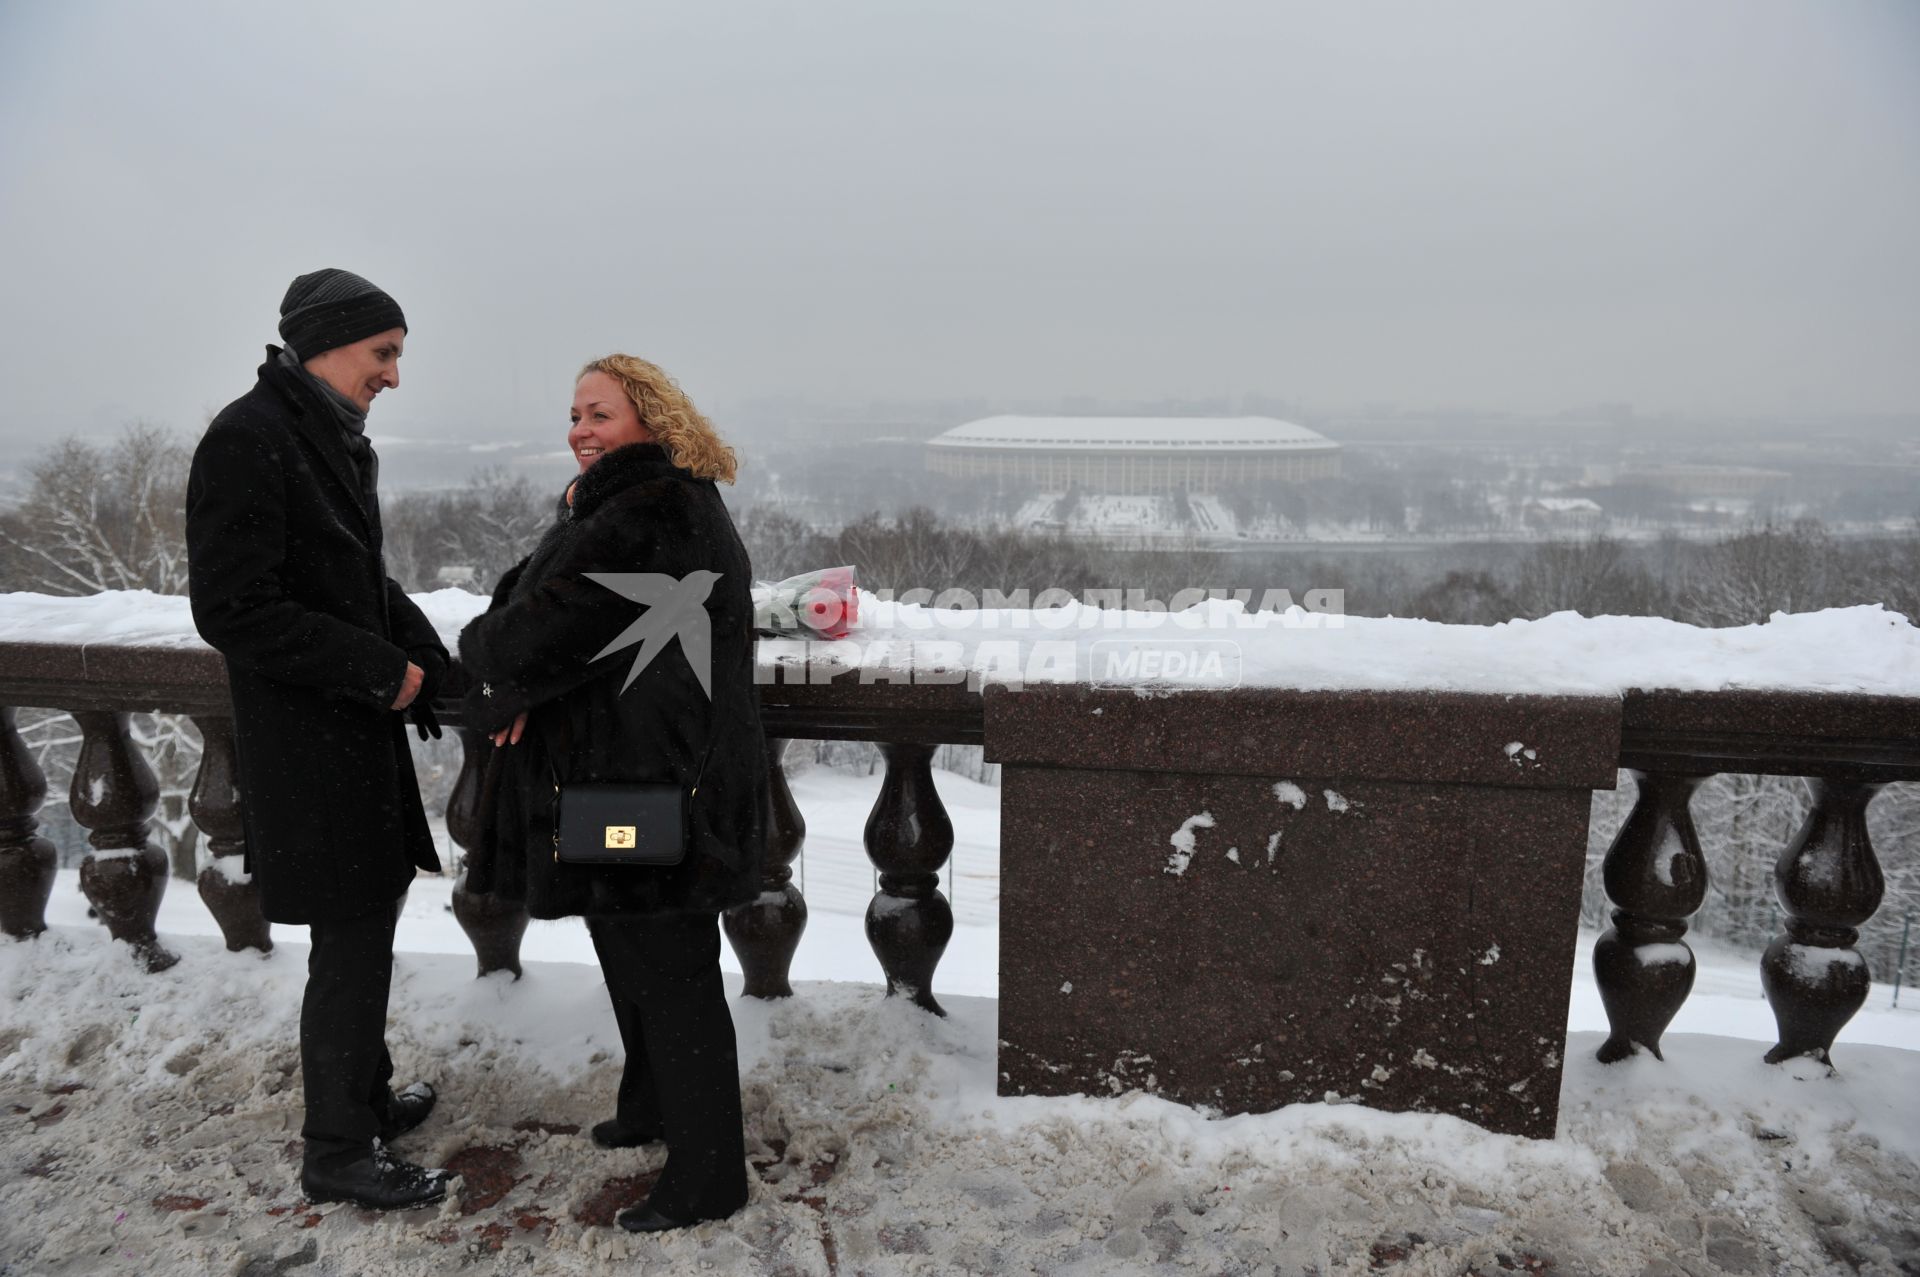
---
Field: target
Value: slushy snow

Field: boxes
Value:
[2,763,1916,1275]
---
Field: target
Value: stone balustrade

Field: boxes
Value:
[1599,691,1918,1070]
[1,635,1914,1138]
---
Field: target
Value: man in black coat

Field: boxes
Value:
[186,269,450,1211]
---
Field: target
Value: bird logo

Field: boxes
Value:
[585,571,721,698]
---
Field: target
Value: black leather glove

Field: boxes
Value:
[410,699,444,741]
[404,646,448,740]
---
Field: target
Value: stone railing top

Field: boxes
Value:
[983,685,1626,789]
[1,589,1918,697]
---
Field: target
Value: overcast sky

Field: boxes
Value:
[2,0,1916,450]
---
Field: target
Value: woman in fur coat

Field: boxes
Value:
[458,354,768,1232]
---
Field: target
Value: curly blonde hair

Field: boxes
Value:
[578,354,738,484]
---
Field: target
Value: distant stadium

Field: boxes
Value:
[924,416,1341,493]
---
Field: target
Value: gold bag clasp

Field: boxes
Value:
[605,826,637,849]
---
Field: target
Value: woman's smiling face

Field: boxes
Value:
[568,370,654,471]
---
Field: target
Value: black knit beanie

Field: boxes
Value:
[278,268,407,358]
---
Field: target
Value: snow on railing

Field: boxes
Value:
[1,587,1917,696]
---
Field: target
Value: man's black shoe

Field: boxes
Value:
[301,1147,449,1211]
[379,1081,436,1142]
[591,1118,662,1149]
[616,1202,693,1233]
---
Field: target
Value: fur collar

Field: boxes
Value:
[567,442,709,522]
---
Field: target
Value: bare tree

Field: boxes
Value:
[0,425,203,877]
[1681,519,1834,627]
[1865,783,1920,993]
[381,468,555,593]
[1689,772,1814,950]
[378,488,441,594]
[1513,536,1665,619]
[437,468,554,588]
[736,504,826,582]
[1828,517,1920,629]
[1410,571,1522,625]
[0,424,191,595]
[821,507,982,595]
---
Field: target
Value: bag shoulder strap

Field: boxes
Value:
[542,689,720,796]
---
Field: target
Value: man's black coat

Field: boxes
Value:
[457,442,768,918]
[186,347,445,925]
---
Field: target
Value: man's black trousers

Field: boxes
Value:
[586,911,749,1221]
[300,900,403,1168]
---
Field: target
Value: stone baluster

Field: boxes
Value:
[70,711,178,972]
[1760,779,1885,1067]
[1593,770,1710,1062]
[724,736,809,998]
[0,708,58,939]
[863,742,955,1016]
[187,717,270,952]
[447,725,529,979]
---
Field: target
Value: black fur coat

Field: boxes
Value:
[457,443,767,918]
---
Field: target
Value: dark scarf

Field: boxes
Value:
[277,345,380,511]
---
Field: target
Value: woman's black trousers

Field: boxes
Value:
[586,910,749,1221]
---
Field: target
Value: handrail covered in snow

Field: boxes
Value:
[2,602,1917,1133]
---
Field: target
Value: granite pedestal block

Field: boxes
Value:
[985,685,1622,1139]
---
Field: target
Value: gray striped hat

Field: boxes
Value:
[278,268,407,358]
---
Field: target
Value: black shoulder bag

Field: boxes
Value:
[547,711,717,867]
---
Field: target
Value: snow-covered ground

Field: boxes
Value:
[3,765,1917,1274]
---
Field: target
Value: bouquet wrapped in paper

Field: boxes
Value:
[752,565,860,640]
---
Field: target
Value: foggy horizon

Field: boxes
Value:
[3,0,1917,451]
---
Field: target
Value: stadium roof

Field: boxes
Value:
[927,416,1338,453]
